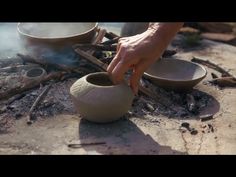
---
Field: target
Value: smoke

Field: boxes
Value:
[0,23,25,58]
[0,23,124,67]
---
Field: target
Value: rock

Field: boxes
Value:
[200,33,236,43]
[14,112,23,119]
[0,105,7,113]
[181,122,190,129]
[190,129,198,135]
[145,103,155,112]
[31,92,38,96]
[198,22,233,33]
[7,104,16,110]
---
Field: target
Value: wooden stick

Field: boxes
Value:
[27,83,52,124]
[0,71,65,101]
[73,43,117,51]
[74,48,108,71]
[0,64,38,73]
[86,28,107,57]
[105,32,120,39]
[191,57,234,78]
[6,91,30,105]
[162,50,177,57]
[92,28,107,45]
[138,84,172,108]
[102,37,120,45]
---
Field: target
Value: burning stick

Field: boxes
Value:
[74,48,108,71]
[191,57,234,78]
[73,43,117,51]
[27,83,52,125]
[86,28,107,57]
[92,28,107,45]
[105,32,120,39]
[17,53,77,73]
[102,37,120,45]
[0,71,65,101]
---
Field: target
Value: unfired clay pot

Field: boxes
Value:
[70,72,134,123]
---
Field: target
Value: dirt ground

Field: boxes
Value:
[0,24,235,155]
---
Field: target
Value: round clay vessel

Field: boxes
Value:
[22,67,47,85]
[70,72,134,123]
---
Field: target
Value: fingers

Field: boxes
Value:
[111,59,132,84]
[130,65,145,94]
[130,58,155,94]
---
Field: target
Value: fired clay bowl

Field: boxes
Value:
[17,23,98,50]
[70,72,134,123]
[144,58,207,91]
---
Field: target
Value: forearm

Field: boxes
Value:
[146,22,184,58]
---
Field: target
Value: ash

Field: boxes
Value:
[128,79,212,120]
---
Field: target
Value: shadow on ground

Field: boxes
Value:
[78,118,187,155]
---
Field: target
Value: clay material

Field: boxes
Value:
[70,72,134,123]
[144,58,207,91]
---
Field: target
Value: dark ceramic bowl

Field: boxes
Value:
[143,58,207,91]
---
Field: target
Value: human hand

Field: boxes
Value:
[107,23,183,94]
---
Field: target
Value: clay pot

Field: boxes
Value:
[70,72,134,123]
[22,67,47,85]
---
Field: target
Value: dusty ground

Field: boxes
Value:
[0,24,235,155]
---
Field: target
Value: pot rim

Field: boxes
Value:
[84,72,127,89]
[17,22,98,40]
[144,58,207,83]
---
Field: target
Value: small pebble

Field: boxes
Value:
[190,129,198,135]
[145,103,155,112]
[181,122,190,129]
[14,112,22,119]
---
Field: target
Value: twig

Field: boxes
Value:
[68,142,106,148]
[27,84,52,125]
[6,91,30,105]
[191,57,234,78]
[209,77,236,87]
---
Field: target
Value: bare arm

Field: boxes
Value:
[107,22,184,94]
